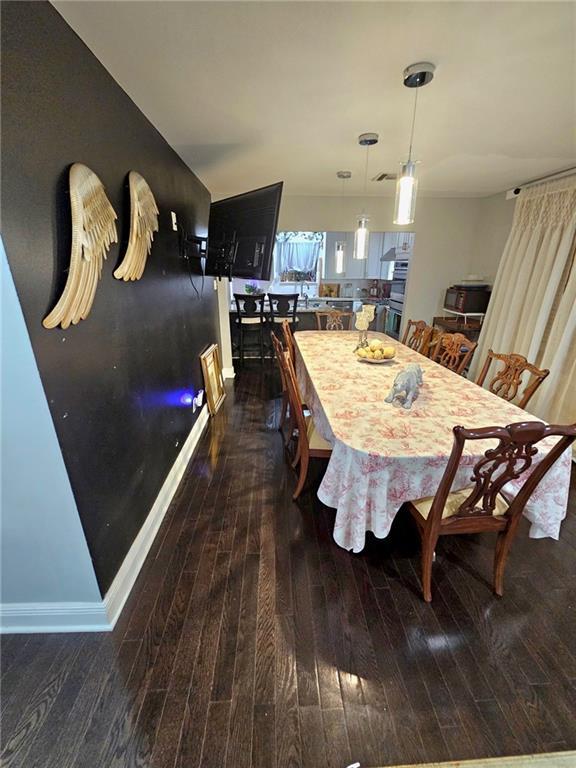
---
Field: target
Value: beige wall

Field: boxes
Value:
[278,193,514,331]
[472,193,515,281]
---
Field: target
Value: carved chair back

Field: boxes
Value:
[315,310,354,331]
[271,329,289,391]
[271,332,307,442]
[233,293,266,325]
[281,318,296,365]
[476,350,550,410]
[402,319,436,355]
[426,421,576,533]
[267,293,299,325]
[431,332,477,375]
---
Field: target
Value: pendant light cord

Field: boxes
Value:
[363,145,369,195]
[408,87,419,161]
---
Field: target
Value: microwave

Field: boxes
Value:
[444,285,490,314]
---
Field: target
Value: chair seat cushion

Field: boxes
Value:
[239,317,265,325]
[272,316,299,324]
[412,488,509,520]
[304,415,332,451]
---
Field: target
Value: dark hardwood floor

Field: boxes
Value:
[1,365,575,768]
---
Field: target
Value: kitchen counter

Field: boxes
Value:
[229,300,389,359]
[229,298,389,313]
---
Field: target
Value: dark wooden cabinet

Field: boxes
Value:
[433,315,483,343]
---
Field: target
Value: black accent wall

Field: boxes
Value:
[1,1,219,594]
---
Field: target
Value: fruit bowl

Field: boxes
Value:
[355,340,396,363]
[357,356,396,364]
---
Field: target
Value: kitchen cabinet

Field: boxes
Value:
[324,231,398,280]
[324,231,362,279]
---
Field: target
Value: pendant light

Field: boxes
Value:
[335,170,351,274]
[354,132,378,259]
[394,62,435,226]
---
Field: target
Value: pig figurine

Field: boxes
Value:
[385,364,424,409]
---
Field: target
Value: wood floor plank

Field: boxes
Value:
[291,534,320,707]
[0,635,85,768]
[252,704,276,768]
[0,635,30,679]
[254,505,276,706]
[177,551,232,768]
[198,700,231,768]
[69,640,141,768]
[299,704,327,768]
[148,568,196,692]
[322,707,352,768]
[211,502,249,702]
[16,634,104,768]
[275,613,302,768]
[309,585,343,711]
[225,552,260,768]
[122,687,166,767]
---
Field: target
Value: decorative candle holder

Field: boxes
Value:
[353,304,375,352]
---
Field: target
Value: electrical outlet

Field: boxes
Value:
[171,211,177,231]
[192,389,204,413]
[213,279,218,291]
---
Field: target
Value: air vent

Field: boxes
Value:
[372,172,397,182]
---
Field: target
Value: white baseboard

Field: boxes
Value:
[0,406,209,635]
[222,366,236,379]
[0,602,110,634]
[103,404,209,628]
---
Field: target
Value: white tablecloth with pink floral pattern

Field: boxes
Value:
[294,331,572,553]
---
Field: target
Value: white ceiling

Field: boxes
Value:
[54,1,576,199]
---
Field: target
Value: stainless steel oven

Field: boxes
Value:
[385,299,403,339]
[392,259,409,280]
[390,280,405,302]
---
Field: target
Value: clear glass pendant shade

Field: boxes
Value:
[394,161,418,225]
[335,241,345,274]
[353,215,369,260]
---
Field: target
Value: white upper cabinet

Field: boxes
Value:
[323,231,414,280]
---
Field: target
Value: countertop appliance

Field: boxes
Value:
[444,284,490,314]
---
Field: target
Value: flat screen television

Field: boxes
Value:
[205,181,283,280]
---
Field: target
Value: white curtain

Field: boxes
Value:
[274,236,321,276]
[472,176,576,425]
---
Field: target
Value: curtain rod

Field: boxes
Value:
[516,166,576,191]
[506,166,576,198]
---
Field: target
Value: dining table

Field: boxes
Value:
[294,330,573,553]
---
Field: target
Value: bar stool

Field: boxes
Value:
[267,293,299,332]
[233,293,267,366]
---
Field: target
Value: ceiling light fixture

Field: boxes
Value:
[354,132,378,260]
[335,170,351,274]
[394,62,435,226]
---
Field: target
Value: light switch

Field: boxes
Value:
[171,211,177,231]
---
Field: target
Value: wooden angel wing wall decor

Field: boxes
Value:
[43,163,118,329]
[114,171,159,281]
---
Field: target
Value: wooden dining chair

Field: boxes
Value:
[315,310,354,331]
[271,332,332,499]
[270,330,292,443]
[405,420,576,602]
[423,327,441,358]
[431,331,478,375]
[402,319,436,355]
[281,318,296,365]
[476,350,550,410]
[276,322,307,446]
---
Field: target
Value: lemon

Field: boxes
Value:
[382,346,396,359]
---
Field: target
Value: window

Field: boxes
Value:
[273,232,325,282]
